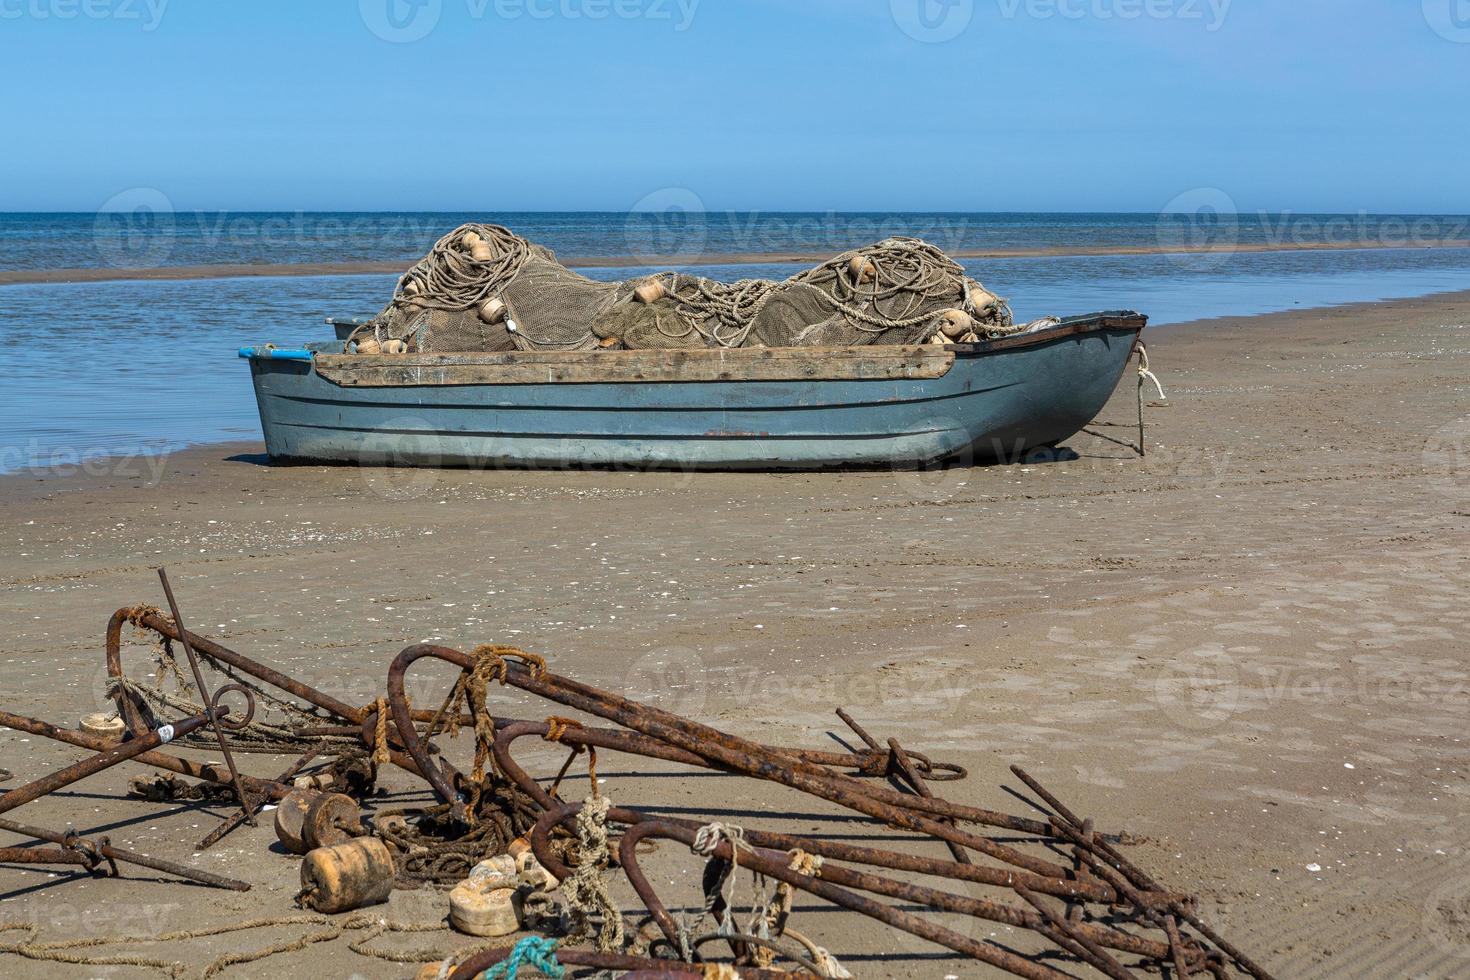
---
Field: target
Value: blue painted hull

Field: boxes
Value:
[242,314,1144,470]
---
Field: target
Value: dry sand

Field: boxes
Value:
[0,291,1467,978]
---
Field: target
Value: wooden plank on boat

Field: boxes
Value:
[313,345,957,387]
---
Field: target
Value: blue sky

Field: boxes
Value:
[0,0,1465,212]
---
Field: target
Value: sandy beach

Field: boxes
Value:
[7,237,1470,286]
[1,290,1468,977]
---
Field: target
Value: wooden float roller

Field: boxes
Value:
[299,838,396,914]
[302,792,364,851]
[355,338,382,355]
[293,772,335,791]
[848,256,878,283]
[274,788,319,855]
[374,813,410,837]
[478,297,507,324]
[936,309,974,339]
[966,279,1000,314]
[78,713,125,744]
[633,280,668,305]
[449,855,523,937]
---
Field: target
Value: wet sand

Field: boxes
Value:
[6,237,1470,285]
[0,291,1467,977]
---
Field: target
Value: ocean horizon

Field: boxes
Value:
[6,209,1470,272]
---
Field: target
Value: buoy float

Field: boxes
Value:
[461,231,482,249]
[470,243,495,263]
[469,854,519,886]
[274,789,319,855]
[356,338,382,355]
[302,792,364,851]
[374,813,410,837]
[450,856,525,938]
[403,280,422,296]
[516,852,559,891]
[506,838,558,889]
[935,309,974,339]
[478,297,507,324]
[293,771,335,791]
[597,335,622,350]
[966,280,999,313]
[299,838,396,914]
[78,713,125,744]
[381,339,408,355]
[848,256,878,283]
[633,280,667,305]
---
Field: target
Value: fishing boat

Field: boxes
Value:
[238,311,1146,469]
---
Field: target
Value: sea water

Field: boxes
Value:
[2,213,1468,472]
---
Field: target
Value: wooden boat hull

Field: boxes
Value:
[240,312,1145,470]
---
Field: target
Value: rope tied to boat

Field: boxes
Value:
[1137,342,1167,401]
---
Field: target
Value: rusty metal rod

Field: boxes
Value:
[491,720,1139,906]
[447,944,807,980]
[569,810,1073,980]
[0,846,92,868]
[0,816,250,891]
[109,610,945,790]
[514,655,1022,832]
[107,606,364,730]
[1016,885,1134,980]
[386,645,1068,879]
[0,709,291,803]
[0,709,221,818]
[155,569,257,827]
[600,796,1195,968]
[196,743,322,851]
[888,735,972,865]
[1013,765,1160,893]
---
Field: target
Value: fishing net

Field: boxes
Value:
[352,224,1032,354]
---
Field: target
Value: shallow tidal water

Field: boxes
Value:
[3,245,1470,473]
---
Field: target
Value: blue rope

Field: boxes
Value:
[481,936,563,980]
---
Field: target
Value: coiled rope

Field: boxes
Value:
[482,935,564,979]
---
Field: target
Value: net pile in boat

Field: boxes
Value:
[352,223,1042,354]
